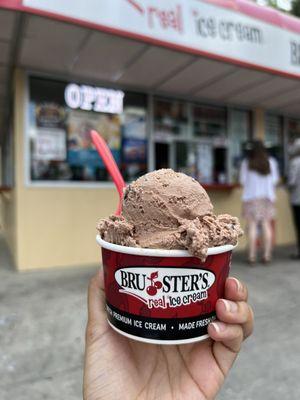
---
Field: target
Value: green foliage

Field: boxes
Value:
[267,0,280,9]
[291,0,300,17]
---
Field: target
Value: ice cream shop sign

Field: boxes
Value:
[22,0,300,77]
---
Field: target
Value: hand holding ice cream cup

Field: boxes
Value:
[96,169,243,344]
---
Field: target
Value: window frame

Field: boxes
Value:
[24,71,252,188]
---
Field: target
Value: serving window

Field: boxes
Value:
[27,76,252,187]
[28,76,147,183]
[152,99,236,185]
[153,97,188,171]
[228,109,252,183]
[265,113,284,174]
[284,118,300,175]
[286,118,300,147]
[191,105,228,184]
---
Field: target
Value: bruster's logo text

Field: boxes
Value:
[126,0,183,33]
[115,267,215,309]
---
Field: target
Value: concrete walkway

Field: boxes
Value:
[0,238,299,400]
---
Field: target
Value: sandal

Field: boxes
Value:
[262,257,271,265]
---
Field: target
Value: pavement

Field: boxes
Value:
[0,237,299,400]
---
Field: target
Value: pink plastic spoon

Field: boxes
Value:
[90,130,126,215]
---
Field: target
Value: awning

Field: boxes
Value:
[2,0,300,139]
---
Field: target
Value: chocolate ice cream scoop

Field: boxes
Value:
[97,169,242,260]
[123,168,213,225]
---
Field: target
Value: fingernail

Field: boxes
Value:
[222,299,238,313]
[232,277,242,293]
[211,322,226,333]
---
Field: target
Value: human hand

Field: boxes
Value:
[83,272,253,400]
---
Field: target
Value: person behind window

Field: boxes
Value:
[288,138,300,260]
[240,140,279,264]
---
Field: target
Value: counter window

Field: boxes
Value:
[153,97,188,170]
[193,105,227,138]
[152,100,250,185]
[285,118,300,175]
[28,77,252,187]
[153,98,188,139]
[191,105,228,184]
[287,119,300,146]
[121,92,148,181]
[265,114,284,173]
[229,109,252,183]
[28,76,147,183]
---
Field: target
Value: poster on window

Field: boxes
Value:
[197,143,213,184]
[35,103,66,128]
[34,127,67,161]
[122,138,147,163]
[67,109,121,168]
[122,110,147,165]
[123,110,146,140]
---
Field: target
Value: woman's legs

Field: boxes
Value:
[248,219,258,261]
[261,219,273,261]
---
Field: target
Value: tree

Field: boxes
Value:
[291,0,300,17]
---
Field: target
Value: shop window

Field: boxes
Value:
[173,141,209,182]
[153,97,189,172]
[152,99,232,185]
[193,106,227,138]
[287,119,300,147]
[191,105,228,184]
[121,92,148,181]
[265,114,284,174]
[153,98,188,140]
[174,140,228,184]
[285,118,300,175]
[228,109,251,183]
[28,76,147,183]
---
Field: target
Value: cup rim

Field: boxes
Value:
[96,235,236,258]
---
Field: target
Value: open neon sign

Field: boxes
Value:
[64,83,124,114]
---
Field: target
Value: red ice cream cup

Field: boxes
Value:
[96,235,235,345]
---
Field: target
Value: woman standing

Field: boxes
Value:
[288,138,300,259]
[240,141,279,264]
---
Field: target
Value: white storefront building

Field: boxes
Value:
[0,0,300,270]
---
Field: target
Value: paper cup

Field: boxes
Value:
[96,235,235,345]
